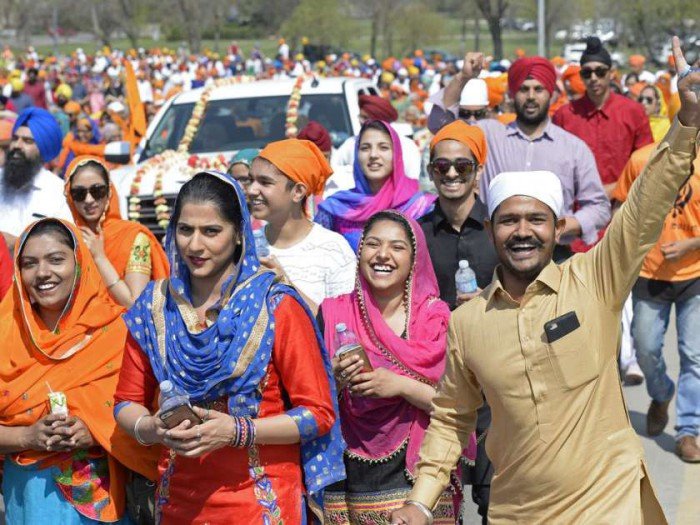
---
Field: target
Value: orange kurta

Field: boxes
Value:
[0,219,160,521]
[612,142,700,281]
[64,156,169,280]
[115,295,335,524]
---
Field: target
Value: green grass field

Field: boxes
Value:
[23,17,544,62]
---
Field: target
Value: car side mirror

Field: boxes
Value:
[104,141,131,165]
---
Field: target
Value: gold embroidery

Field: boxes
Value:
[150,270,273,379]
[151,280,168,363]
[125,232,153,276]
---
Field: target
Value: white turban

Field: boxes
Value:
[460,78,489,106]
[487,171,564,218]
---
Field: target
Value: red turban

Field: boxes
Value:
[258,138,333,196]
[358,95,398,122]
[297,121,332,152]
[430,120,487,165]
[507,57,557,98]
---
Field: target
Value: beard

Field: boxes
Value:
[514,99,550,127]
[3,148,43,193]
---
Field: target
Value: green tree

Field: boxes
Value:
[281,0,354,49]
[393,3,445,56]
[474,0,509,60]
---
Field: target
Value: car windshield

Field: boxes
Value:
[140,93,352,161]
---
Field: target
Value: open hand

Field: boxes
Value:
[673,36,700,128]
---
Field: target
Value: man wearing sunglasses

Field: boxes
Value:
[0,107,72,247]
[553,36,654,200]
[457,78,490,124]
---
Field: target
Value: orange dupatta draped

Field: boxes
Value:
[64,155,169,280]
[0,219,160,521]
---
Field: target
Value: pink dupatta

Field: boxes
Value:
[320,211,450,475]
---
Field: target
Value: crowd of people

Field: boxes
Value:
[0,31,698,525]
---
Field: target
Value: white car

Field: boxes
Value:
[111,77,379,236]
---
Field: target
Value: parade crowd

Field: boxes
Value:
[0,31,698,525]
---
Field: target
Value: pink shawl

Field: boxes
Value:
[320,211,450,475]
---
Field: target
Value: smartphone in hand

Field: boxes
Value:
[159,404,203,429]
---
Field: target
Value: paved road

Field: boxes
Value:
[1,315,697,524]
[461,311,700,524]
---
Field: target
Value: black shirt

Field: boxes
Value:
[418,199,499,310]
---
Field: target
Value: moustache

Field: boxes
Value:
[505,236,544,249]
[7,148,27,162]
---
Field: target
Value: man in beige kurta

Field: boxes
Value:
[392,39,700,525]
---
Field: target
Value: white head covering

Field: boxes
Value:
[487,171,564,218]
[459,78,489,106]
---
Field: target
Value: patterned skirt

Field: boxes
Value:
[324,487,455,525]
[323,447,456,524]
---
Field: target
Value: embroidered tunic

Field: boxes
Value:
[116,295,336,524]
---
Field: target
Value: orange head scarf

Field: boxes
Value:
[484,75,507,108]
[64,155,169,280]
[0,219,160,519]
[562,65,586,96]
[258,139,333,196]
[430,120,487,165]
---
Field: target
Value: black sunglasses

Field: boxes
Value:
[638,96,655,104]
[458,108,487,120]
[580,67,610,80]
[429,157,477,176]
[70,183,109,202]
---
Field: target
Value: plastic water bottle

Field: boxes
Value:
[335,323,360,352]
[455,259,478,294]
[159,380,192,412]
[253,229,270,258]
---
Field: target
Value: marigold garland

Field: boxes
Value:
[128,76,254,229]
[285,73,317,138]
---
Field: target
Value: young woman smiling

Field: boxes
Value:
[113,171,344,523]
[64,155,168,307]
[316,120,436,251]
[319,211,457,524]
[0,219,158,524]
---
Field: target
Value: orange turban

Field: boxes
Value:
[629,54,646,67]
[64,101,81,115]
[628,81,647,99]
[258,138,333,196]
[562,65,586,95]
[484,76,507,108]
[550,56,566,68]
[430,120,487,165]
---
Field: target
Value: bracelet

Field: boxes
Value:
[678,65,700,80]
[107,277,121,289]
[134,414,153,446]
[229,416,257,448]
[406,500,434,525]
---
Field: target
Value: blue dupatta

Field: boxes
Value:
[123,170,345,517]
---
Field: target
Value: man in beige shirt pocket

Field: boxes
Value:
[392,37,700,525]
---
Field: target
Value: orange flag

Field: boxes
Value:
[123,59,146,144]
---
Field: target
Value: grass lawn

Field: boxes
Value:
[24,17,541,62]
[22,15,636,62]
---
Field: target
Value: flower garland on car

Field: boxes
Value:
[128,76,254,228]
[285,73,317,138]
